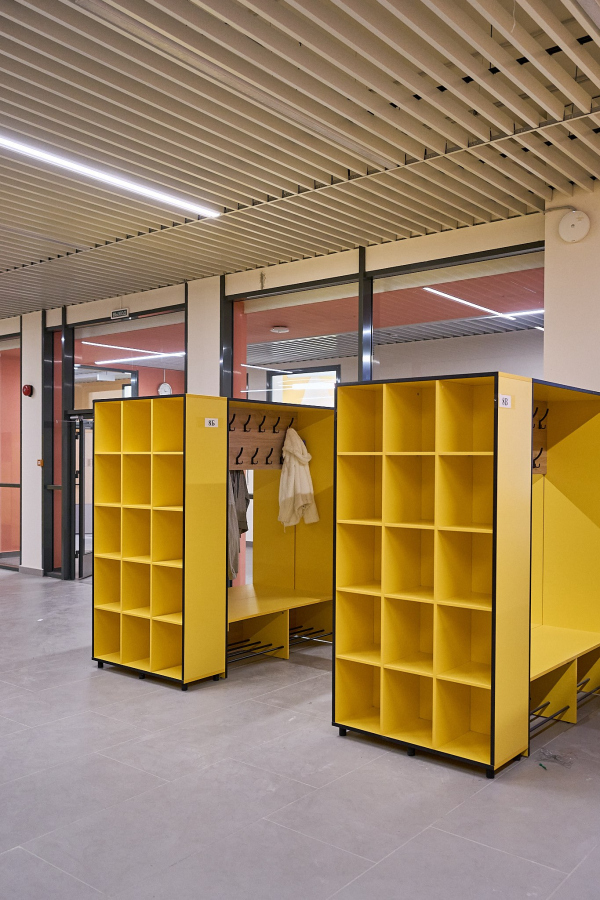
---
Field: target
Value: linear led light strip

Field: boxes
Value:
[0,134,220,218]
[423,287,519,320]
[94,352,185,364]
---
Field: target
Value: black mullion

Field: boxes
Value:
[358,246,373,382]
[61,310,76,580]
[220,275,233,398]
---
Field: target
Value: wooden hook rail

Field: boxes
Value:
[228,406,296,470]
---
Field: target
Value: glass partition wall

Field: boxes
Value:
[0,335,21,570]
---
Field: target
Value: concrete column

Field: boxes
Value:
[20,311,44,575]
[186,276,221,396]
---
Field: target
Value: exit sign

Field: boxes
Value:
[111,308,129,321]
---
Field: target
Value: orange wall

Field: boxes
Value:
[0,349,20,553]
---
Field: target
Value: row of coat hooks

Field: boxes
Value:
[228,413,294,433]
[228,408,296,471]
[234,446,281,466]
[532,407,549,429]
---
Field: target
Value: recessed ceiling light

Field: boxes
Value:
[423,287,516,320]
[271,326,290,333]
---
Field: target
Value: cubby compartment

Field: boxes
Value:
[336,523,381,595]
[94,609,120,662]
[437,378,494,452]
[437,454,493,531]
[152,397,184,452]
[94,557,120,610]
[384,455,434,526]
[435,681,491,764]
[436,531,492,610]
[122,399,152,452]
[383,597,433,675]
[122,507,151,562]
[121,615,151,671]
[336,592,381,665]
[382,670,433,747]
[94,401,121,453]
[335,658,381,733]
[530,661,577,726]
[384,381,435,452]
[383,526,434,602]
[152,564,183,622]
[152,509,183,565]
[122,454,151,506]
[94,454,121,505]
[121,560,151,617]
[152,453,184,509]
[151,620,182,678]
[337,455,381,523]
[94,506,121,557]
[337,384,383,453]
[436,606,491,688]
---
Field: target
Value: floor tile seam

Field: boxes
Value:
[544,842,600,900]
[36,679,165,701]
[0,672,106,692]
[93,747,215,781]
[0,690,166,727]
[261,818,376,863]
[3,708,157,736]
[0,712,33,730]
[249,697,327,722]
[89,750,169,786]
[428,825,571,875]
[248,670,327,702]
[223,754,322,789]
[16,846,109,896]
[0,679,37,696]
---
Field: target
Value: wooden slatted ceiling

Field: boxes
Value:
[0,0,598,316]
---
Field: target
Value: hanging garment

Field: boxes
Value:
[227,473,240,581]
[230,470,250,535]
[278,427,319,528]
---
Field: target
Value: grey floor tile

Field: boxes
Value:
[0,753,162,852]
[334,827,564,900]
[0,847,104,899]
[0,680,35,702]
[114,818,368,900]
[256,673,333,719]
[548,841,600,899]
[436,753,600,872]
[26,758,313,896]
[0,715,28,738]
[97,730,218,781]
[232,719,388,788]
[268,749,484,861]
[0,711,149,784]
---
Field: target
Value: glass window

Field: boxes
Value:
[0,335,21,569]
[233,283,358,404]
[372,251,544,379]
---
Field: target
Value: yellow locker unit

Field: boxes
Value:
[334,374,533,777]
[93,394,333,688]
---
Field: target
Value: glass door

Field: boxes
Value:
[73,415,94,579]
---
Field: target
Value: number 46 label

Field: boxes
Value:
[205,418,219,427]
[499,394,512,408]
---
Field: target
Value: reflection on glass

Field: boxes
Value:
[0,336,21,569]
[269,369,338,408]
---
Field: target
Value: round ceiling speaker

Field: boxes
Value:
[558,210,590,243]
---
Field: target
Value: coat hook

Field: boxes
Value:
[266,447,274,465]
[289,417,294,429]
[533,447,543,469]
[532,407,538,427]
[243,414,252,432]
[258,415,267,433]
[251,447,259,465]
[538,409,549,430]
[236,447,244,465]
[273,416,281,433]
[228,413,236,431]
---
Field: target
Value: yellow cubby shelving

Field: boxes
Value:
[94,394,334,689]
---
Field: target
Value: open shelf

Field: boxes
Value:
[94,506,121,557]
[336,658,381,733]
[384,454,434,527]
[122,454,151,507]
[337,384,383,453]
[95,402,121,453]
[152,397,184,452]
[436,530,492,610]
[122,508,151,561]
[436,606,491,688]
[121,615,150,670]
[530,625,600,680]
[437,454,493,531]
[122,399,152,453]
[228,584,329,623]
[152,509,183,563]
[384,381,435,452]
[436,378,494,453]
[435,680,491,764]
[337,454,382,523]
[95,454,121,505]
[151,564,182,619]
[152,453,183,508]
[151,619,182,675]
[94,608,120,659]
[383,527,434,602]
[336,592,381,666]
[382,669,433,748]
[336,523,381,596]
[94,557,120,609]
[383,596,433,675]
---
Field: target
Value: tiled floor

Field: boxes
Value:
[0,569,599,898]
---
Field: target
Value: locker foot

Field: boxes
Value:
[182,684,188,691]
[213,674,220,681]
[486,768,495,779]
[407,747,416,757]
[97,661,104,669]
[338,727,347,737]
[139,673,145,679]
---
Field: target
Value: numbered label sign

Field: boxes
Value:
[205,418,219,428]
[499,394,512,409]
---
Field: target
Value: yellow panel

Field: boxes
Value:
[436,455,493,530]
[436,530,492,609]
[531,474,544,626]
[436,606,492,689]
[253,467,295,589]
[122,399,152,452]
[152,454,183,508]
[151,564,182,618]
[152,397,184,452]
[383,527,433,602]
[95,454,121,505]
[494,373,532,768]
[121,615,150,670]
[337,454,381,524]
[227,610,289,661]
[435,680,490,764]
[530,624,600,679]
[384,455,434,527]
[122,508,151,560]
[183,395,228,683]
[151,620,182,673]
[94,506,121,557]
[530,661,577,725]
[437,378,495,452]
[383,381,436,452]
[228,584,329,622]
[122,455,150,507]
[337,384,383,452]
[336,592,381,665]
[382,669,433,747]
[94,557,120,609]
[152,509,183,564]
[94,400,121,453]
[94,609,120,659]
[382,596,433,675]
[122,560,151,614]
[337,523,382,594]
[335,658,381,733]
[289,600,332,645]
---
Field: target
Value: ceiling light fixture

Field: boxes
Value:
[82,340,172,354]
[270,326,290,334]
[423,287,516,320]
[0,134,220,218]
[535,326,545,331]
[95,352,185,364]
[241,363,294,373]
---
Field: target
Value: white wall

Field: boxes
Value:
[544,184,600,390]
[186,276,221,396]
[20,312,43,575]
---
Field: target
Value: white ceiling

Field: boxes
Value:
[1,0,599,316]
